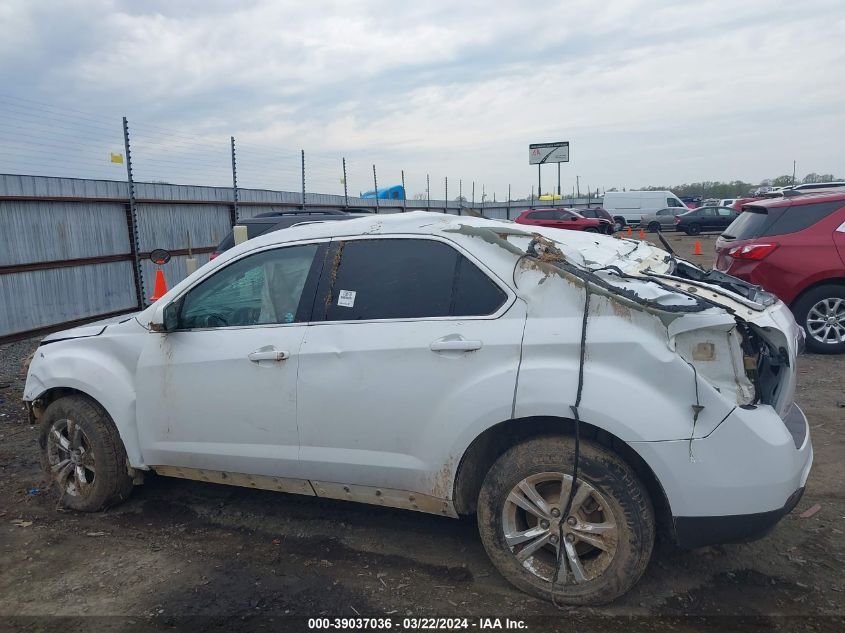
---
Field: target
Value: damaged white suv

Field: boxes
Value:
[24,212,812,604]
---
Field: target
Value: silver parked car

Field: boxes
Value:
[640,207,681,232]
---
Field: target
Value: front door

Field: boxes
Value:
[296,236,525,498]
[136,241,326,478]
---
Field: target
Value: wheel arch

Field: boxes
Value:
[452,416,673,537]
[788,277,845,310]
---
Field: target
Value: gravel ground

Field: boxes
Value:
[0,233,843,632]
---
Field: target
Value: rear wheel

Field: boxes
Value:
[793,284,845,354]
[613,218,625,232]
[647,222,661,233]
[685,223,701,236]
[477,436,654,605]
[39,395,134,511]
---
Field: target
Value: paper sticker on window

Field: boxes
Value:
[337,289,356,308]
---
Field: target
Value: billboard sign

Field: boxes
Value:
[529,142,569,165]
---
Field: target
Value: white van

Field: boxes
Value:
[602,191,687,228]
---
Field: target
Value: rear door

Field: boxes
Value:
[295,236,525,499]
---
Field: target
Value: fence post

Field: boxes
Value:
[122,116,145,308]
[230,136,239,225]
[401,170,406,212]
[301,150,306,210]
[372,164,379,212]
[342,157,349,209]
[508,184,512,220]
[444,177,448,213]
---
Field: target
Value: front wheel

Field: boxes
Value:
[583,227,599,233]
[39,395,134,511]
[477,436,654,605]
[792,284,845,354]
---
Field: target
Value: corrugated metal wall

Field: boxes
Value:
[0,173,598,340]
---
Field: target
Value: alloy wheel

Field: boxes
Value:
[46,418,96,496]
[806,298,845,345]
[502,472,618,584]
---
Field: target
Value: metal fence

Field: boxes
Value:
[0,173,602,342]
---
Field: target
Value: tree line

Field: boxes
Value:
[630,173,840,199]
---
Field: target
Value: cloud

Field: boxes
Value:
[1,0,843,196]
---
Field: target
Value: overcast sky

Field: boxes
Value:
[1,0,844,198]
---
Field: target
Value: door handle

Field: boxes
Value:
[430,338,483,352]
[248,348,290,362]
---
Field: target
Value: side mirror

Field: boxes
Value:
[149,300,180,333]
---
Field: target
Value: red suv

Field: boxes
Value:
[714,191,845,353]
[515,208,609,233]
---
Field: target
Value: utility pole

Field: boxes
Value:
[537,164,541,199]
[444,177,448,213]
[792,160,796,186]
[576,175,580,199]
[458,179,462,215]
[426,173,430,210]
[472,181,475,207]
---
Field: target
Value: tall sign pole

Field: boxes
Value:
[529,141,570,203]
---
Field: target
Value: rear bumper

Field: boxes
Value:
[673,486,805,548]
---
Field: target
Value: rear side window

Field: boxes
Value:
[725,201,845,240]
[323,239,507,321]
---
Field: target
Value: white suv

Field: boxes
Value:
[24,212,812,604]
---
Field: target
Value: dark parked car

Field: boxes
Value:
[212,209,369,259]
[576,207,615,233]
[714,190,845,354]
[674,206,740,235]
[515,208,609,233]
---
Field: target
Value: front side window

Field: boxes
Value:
[322,239,507,321]
[527,210,555,220]
[178,244,320,329]
[718,208,733,217]
[667,198,684,208]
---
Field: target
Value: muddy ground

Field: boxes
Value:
[0,233,842,632]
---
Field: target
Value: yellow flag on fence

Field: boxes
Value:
[110,153,124,164]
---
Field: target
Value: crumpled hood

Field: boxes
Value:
[41,312,140,343]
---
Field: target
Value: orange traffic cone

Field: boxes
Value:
[694,240,702,256]
[626,226,633,237]
[638,228,646,240]
[149,269,168,302]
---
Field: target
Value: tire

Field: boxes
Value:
[792,284,845,354]
[584,227,599,233]
[647,222,661,233]
[613,218,625,232]
[477,436,654,605]
[39,395,134,511]
[685,223,701,236]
